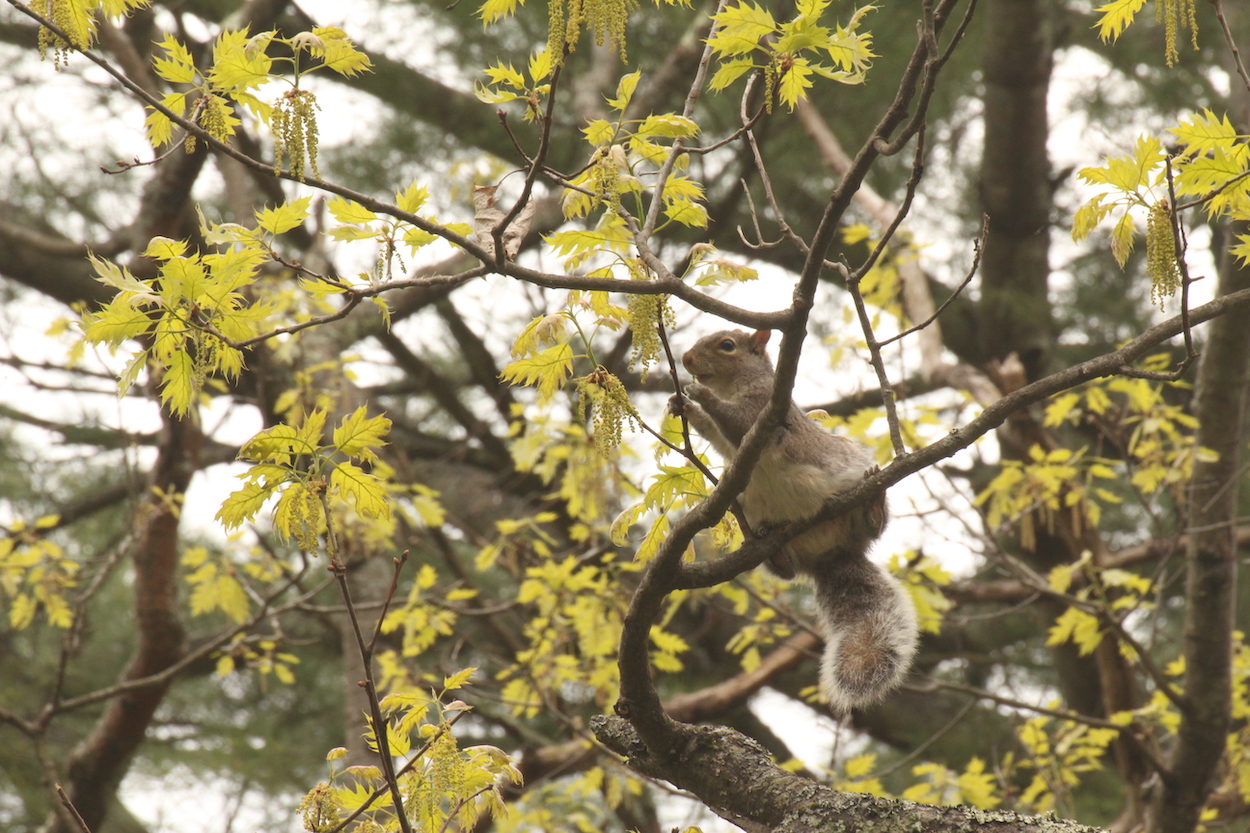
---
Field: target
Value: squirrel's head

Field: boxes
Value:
[681,329,773,395]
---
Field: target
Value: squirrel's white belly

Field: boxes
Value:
[739,448,866,562]
[741,451,834,524]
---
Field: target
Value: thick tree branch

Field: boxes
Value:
[664,631,821,724]
[0,213,117,307]
[592,715,1105,833]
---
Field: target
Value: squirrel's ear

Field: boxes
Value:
[751,330,771,349]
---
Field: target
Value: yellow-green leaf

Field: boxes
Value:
[482,61,525,89]
[1171,109,1243,157]
[1110,210,1136,267]
[1046,607,1103,656]
[255,196,312,235]
[778,61,815,109]
[89,254,155,298]
[100,0,147,16]
[159,351,195,416]
[1078,135,1164,193]
[153,34,197,84]
[500,343,574,399]
[605,71,641,111]
[636,113,699,139]
[478,0,520,24]
[216,480,276,530]
[327,195,378,225]
[312,26,372,77]
[583,119,617,146]
[1071,194,1114,243]
[9,593,36,630]
[528,48,553,82]
[708,1,778,56]
[333,406,392,459]
[396,182,429,214]
[444,667,477,690]
[663,198,708,228]
[709,57,756,91]
[143,236,188,260]
[209,29,273,93]
[51,0,95,49]
[1093,0,1148,43]
[189,570,251,623]
[331,462,390,519]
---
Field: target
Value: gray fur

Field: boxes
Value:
[672,329,918,711]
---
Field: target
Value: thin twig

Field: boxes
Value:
[1213,0,1250,95]
[686,96,767,156]
[35,742,80,833]
[196,268,486,350]
[741,76,810,256]
[1173,166,1250,212]
[735,179,785,249]
[1075,557,1189,714]
[265,247,347,286]
[45,558,323,719]
[846,267,905,453]
[496,110,535,167]
[658,317,719,486]
[841,125,934,454]
[639,0,730,240]
[437,785,496,833]
[852,124,929,283]
[367,551,411,656]
[493,59,565,266]
[879,213,987,348]
[55,785,93,833]
[325,712,469,833]
[874,0,977,157]
[100,134,193,174]
[322,492,414,833]
[993,550,1187,712]
[50,526,134,710]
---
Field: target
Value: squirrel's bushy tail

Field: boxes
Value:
[812,556,919,713]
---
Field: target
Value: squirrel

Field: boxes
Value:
[669,328,918,713]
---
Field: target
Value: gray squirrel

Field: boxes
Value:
[669,328,918,712]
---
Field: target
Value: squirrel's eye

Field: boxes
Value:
[718,338,736,351]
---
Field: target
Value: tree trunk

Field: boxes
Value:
[977,0,1054,380]
[1149,21,1250,825]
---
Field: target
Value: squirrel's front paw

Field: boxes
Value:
[670,383,711,416]
[685,382,711,403]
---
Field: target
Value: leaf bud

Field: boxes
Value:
[243,32,274,59]
[290,31,325,52]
